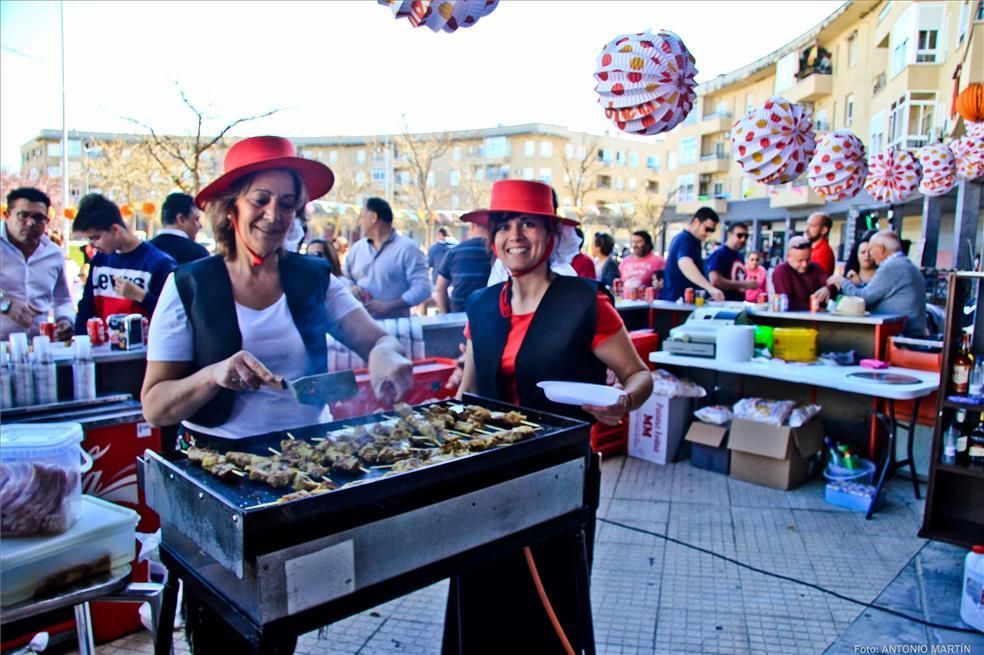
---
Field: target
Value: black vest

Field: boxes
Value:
[173,254,333,427]
[466,276,608,423]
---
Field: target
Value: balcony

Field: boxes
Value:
[786,72,833,103]
[768,182,824,209]
[676,196,727,216]
[698,111,733,135]
[698,153,730,174]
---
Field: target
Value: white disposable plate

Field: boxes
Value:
[536,381,625,407]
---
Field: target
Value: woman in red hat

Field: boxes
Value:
[446,179,653,654]
[140,136,413,653]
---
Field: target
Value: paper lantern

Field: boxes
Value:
[956,83,984,123]
[594,30,698,136]
[63,207,77,220]
[732,97,815,184]
[140,201,156,216]
[120,203,134,219]
[807,130,867,201]
[916,143,957,197]
[379,0,498,33]
[949,135,984,180]
[864,149,922,204]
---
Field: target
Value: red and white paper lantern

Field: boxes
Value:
[949,135,984,180]
[864,149,922,204]
[807,130,867,202]
[379,0,498,32]
[916,143,957,197]
[732,97,816,184]
[594,30,698,135]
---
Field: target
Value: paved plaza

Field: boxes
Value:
[89,455,982,654]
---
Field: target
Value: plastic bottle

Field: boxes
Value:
[971,360,984,397]
[72,336,97,401]
[31,335,58,405]
[0,343,13,410]
[942,421,958,465]
[961,545,984,632]
[8,332,35,407]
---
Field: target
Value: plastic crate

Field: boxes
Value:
[629,330,661,371]
[331,358,458,419]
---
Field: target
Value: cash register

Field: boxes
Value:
[664,308,745,358]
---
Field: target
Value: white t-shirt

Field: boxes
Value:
[149,273,363,439]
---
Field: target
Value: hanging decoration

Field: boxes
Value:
[120,204,135,219]
[955,83,984,137]
[594,30,698,136]
[806,130,867,202]
[63,207,77,220]
[916,143,957,197]
[379,0,499,33]
[864,149,922,204]
[949,135,984,180]
[140,201,157,216]
[731,97,816,184]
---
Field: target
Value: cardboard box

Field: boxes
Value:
[628,394,692,465]
[685,421,730,474]
[727,417,824,490]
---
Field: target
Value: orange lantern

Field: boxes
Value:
[63,207,77,220]
[140,201,156,216]
[956,83,984,123]
[0,204,7,215]
[120,203,135,219]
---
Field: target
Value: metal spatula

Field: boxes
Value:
[281,370,359,406]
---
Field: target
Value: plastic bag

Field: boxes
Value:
[733,398,796,426]
[695,405,733,425]
[651,369,707,398]
[788,404,821,427]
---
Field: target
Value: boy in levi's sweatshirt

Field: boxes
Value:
[72,193,175,334]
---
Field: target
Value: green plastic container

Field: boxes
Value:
[754,325,774,351]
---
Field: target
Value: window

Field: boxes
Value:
[959,1,970,44]
[614,177,624,190]
[676,175,696,202]
[628,177,637,191]
[329,150,338,164]
[847,31,858,66]
[977,0,983,21]
[679,137,698,165]
[453,146,462,161]
[68,140,81,158]
[715,99,729,116]
[484,136,508,158]
[891,38,908,75]
[646,180,659,194]
[397,171,411,185]
[356,150,366,164]
[888,96,906,148]
[745,92,755,113]
[371,168,387,184]
[646,155,660,171]
[426,171,435,187]
[907,92,935,148]
[628,151,639,168]
[615,151,625,166]
[815,108,830,132]
[683,109,698,126]
[47,166,61,177]
[870,112,885,154]
[577,145,586,160]
[524,140,536,157]
[740,176,752,198]
[916,30,938,62]
[474,167,485,182]
[355,170,366,185]
[47,143,61,157]
[450,170,461,186]
[845,95,855,127]
[597,148,613,164]
[565,144,574,159]
[522,167,534,180]
[712,181,726,197]
[538,167,552,183]
[597,174,612,189]
[540,140,553,157]
[668,152,678,171]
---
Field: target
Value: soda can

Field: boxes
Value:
[86,317,107,346]
[757,292,768,304]
[612,278,623,298]
[644,287,656,303]
[810,295,821,313]
[39,322,57,340]
[777,293,789,312]
[684,288,695,304]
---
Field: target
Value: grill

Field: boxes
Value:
[142,396,595,651]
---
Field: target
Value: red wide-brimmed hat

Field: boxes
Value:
[460,180,579,226]
[194,136,335,209]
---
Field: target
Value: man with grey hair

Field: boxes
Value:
[828,230,926,337]
[772,235,833,311]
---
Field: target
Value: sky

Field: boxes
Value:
[0,0,845,171]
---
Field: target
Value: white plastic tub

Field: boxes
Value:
[0,495,138,607]
[1,422,92,536]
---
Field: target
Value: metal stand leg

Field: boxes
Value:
[866,411,894,521]
[73,602,96,655]
[574,528,596,655]
[154,572,180,655]
[901,398,922,500]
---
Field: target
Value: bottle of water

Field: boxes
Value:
[32,335,58,405]
[942,421,958,465]
[0,343,13,410]
[970,360,984,397]
[8,332,35,407]
[73,335,97,401]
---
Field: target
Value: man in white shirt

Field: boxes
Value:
[0,187,75,340]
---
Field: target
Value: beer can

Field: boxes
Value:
[87,317,106,346]
[644,287,656,303]
[757,292,768,304]
[39,322,57,340]
[684,288,695,304]
[612,279,623,298]
[810,295,821,313]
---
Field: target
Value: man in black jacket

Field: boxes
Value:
[150,193,209,264]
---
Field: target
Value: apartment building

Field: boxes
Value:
[657,0,983,265]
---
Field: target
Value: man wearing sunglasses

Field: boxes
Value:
[0,187,75,340]
[705,222,759,301]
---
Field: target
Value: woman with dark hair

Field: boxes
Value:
[448,180,653,654]
[305,238,342,276]
[592,231,620,288]
[844,229,878,285]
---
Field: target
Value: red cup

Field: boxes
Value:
[684,288,695,304]
[87,317,107,346]
[644,287,656,303]
[39,322,57,340]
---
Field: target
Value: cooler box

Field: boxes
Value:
[728,416,824,490]
[628,394,692,465]
[685,421,730,474]
[772,328,818,363]
[331,358,458,419]
[0,495,138,607]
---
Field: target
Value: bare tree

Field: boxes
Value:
[84,139,177,232]
[393,122,454,245]
[560,137,605,210]
[123,83,281,194]
[457,167,491,213]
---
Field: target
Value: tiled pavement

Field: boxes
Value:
[81,456,984,654]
